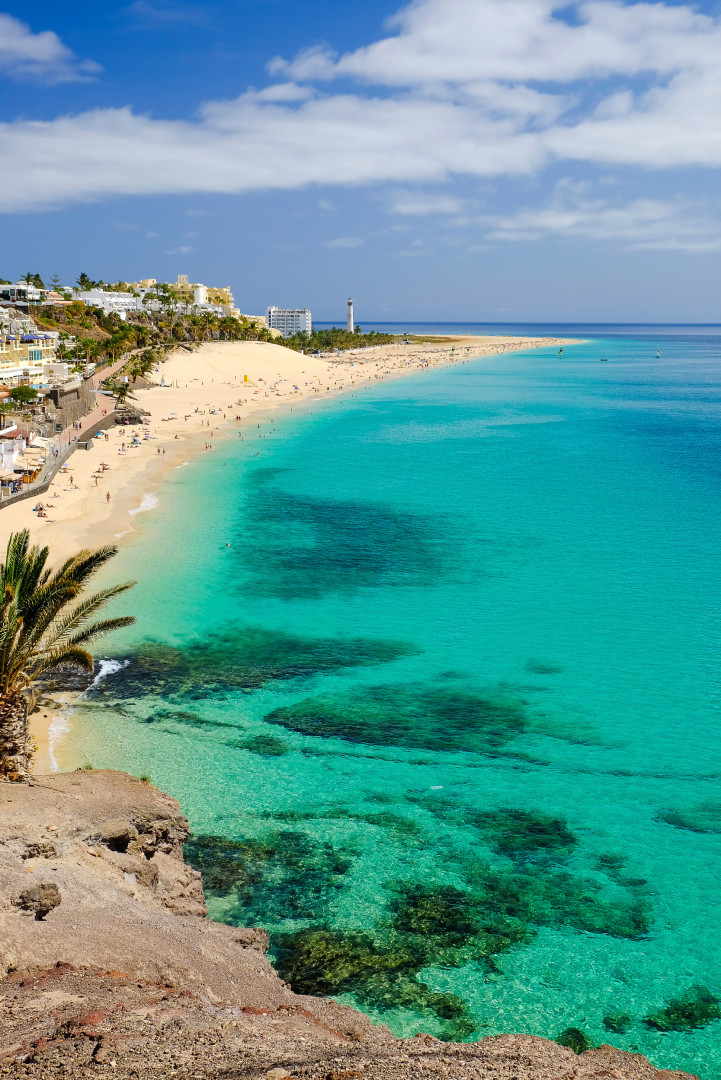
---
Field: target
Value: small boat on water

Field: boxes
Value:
[657,348,661,358]
[599,357,608,362]
[558,348,563,357]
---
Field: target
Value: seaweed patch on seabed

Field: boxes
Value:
[184,830,355,924]
[90,627,418,703]
[644,985,721,1032]
[464,808,577,862]
[264,679,598,757]
[216,806,651,1040]
[264,684,529,754]
[525,659,564,675]
[271,847,651,1042]
[229,469,446,599]
[656,802,721,834]
[185,798,651,1040]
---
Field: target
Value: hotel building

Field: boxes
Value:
[266,307,312,337]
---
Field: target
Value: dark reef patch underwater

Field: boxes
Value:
[90,620,657,1043]
[184,804,652,1041]
[263,683,528,753]
[229,469,446,599]
[93,625,418,701]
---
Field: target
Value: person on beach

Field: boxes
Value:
[106,492,111,502]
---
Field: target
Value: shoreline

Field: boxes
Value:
[13,332,578,769]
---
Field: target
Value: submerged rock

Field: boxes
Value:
[555,1027,595,1054]
[644,985,721,1032]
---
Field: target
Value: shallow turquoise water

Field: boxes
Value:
[71,332,721,1075]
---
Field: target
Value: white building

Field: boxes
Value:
[0,424,30,476]
[266,306,312,337]
[75,289,143,318]
[347,298,354,333]
[0,282,45,305]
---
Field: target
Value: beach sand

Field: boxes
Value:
[0,333,575,769]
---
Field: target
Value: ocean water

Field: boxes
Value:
[68,328,721,1076]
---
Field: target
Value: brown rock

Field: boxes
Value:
[14,883,61,920]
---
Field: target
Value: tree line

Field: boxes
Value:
[282,326,396,352]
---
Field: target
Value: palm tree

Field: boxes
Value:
[114,382,136,406]
[0,531,135,781]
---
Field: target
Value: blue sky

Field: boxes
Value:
[2,0,721,321]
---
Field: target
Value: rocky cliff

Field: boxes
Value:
[0,771,696,1079]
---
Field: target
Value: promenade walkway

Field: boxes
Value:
[0,354,131,507]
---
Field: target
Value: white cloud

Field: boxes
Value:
[0,13,101,82]
[165,244,194,254]
[275,0,717,86]
[237,82,316,104]
[0,98,547,212]
[3,0,721,214]
[324,236,365,248]
[388,192,466,215]
[483,185,721,252]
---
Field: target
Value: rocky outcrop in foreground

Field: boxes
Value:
[0,771,696,1079]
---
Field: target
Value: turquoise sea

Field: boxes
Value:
[69,326,721,1077]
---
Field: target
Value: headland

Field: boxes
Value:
[0,769,695,1080]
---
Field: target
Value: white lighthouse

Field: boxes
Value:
[347,297,354,333]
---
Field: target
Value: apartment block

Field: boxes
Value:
[266,306,312,337]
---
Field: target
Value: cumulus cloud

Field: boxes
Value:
[3,0,721,213]
[0,13,101,82]
[274,0,718,86]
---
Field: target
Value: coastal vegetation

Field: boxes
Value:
[281,326,395,352]
[0,530,135,781]
[34,302,275,372]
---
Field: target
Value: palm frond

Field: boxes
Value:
[32,645,95,678]
[68,614,136,647]
[50,545,121,588]
[0,531,135,700]
[40,582,136,649]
